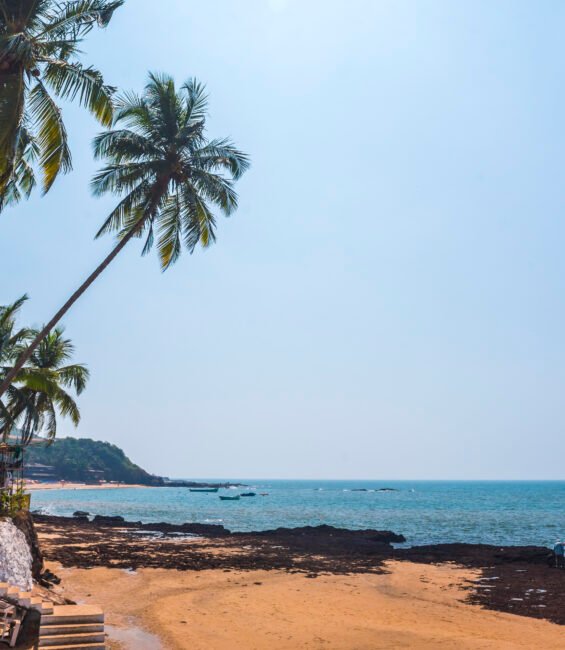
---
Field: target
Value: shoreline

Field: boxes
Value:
[34,514,565,628]
[26,482,149,491]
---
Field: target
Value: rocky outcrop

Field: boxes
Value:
[11,511,43,581]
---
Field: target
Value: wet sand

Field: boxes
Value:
[47,561,565,650]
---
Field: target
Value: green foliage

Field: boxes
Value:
[92,72,250,270]
[0,0,123,208]
[26,437,163,485]
[0,297,88,444]
[0,487,30,515]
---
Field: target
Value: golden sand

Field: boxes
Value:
[26,482,147,491]
[47,560,565,650]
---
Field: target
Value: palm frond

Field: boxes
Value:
[192,138,250,179]
[57,363,89,393]
[94,182,150,238]
[28,79,72,192]
[38,0,123,39]
[180,78,209,124]
[43,59,114,126]
[156,192,183,270]
[93,72,249,270]
[92,128,162,162]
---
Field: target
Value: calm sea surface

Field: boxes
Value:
[31,480,565,548]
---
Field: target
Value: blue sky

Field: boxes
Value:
[2,0,565,479]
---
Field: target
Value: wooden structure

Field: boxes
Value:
[0,442,26,515]
[0,429,41,514]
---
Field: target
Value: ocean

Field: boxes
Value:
[31,480,565,548]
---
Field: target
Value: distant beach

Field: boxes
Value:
[26,482,147,491]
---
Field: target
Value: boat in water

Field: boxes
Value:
[219,495,240,501]
[240,492,256,497]
[189,488,219,493]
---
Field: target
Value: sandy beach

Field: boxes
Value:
[26,482,147,491]
[30,514,565,649]
[48,561,565,650]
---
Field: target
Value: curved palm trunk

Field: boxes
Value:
[0,218,146,399]
[0,0,37,194]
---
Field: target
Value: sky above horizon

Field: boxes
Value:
[2,0,565,480]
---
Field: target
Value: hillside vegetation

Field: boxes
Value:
[26,437,163,485]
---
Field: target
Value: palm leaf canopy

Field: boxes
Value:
[92,72,250,270]
[0,297,88,444]
[0,0,123,209]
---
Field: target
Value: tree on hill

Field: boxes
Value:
[26,437,163,484]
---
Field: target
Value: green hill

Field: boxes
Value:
[25,437,164,486]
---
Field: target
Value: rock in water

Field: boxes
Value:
[0,518,33,590]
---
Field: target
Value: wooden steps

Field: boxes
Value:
[40,623,104,637]
[0,582,106,649]
[39,645,105,650]
[39,605,105,650]
[39,631,105,647]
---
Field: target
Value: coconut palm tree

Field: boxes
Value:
[0,298,88,444]
[0,71,249,400]
[0,0,123,208]
[0,296,31,429]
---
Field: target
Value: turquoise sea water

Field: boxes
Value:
[31,480,565,548]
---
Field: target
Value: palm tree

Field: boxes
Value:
[0,0,123,208]
[0,296,31,430]
[0,71,249,400]
[0,298,88,444]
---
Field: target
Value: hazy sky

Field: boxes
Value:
[2,0,565,479]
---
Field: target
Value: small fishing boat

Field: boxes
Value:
[219,495,240,501]
[189,488,219,493]
[240,492,256,497]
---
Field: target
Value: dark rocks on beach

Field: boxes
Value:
[32,514,403,576]
[140,521,232,537]
[92,515,125,524]
[40,568,61,587]
[251,524,405,545]
[31,513,565,628]
[32,513,565,626]
[73,511,90,518]
[396,543,565,626]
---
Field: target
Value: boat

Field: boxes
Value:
[240,492,256,497]
[189,488,219,493]
[219,495,240,501]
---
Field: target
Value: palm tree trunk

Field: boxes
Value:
[0,219,146,400]
[0,67,26,194]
